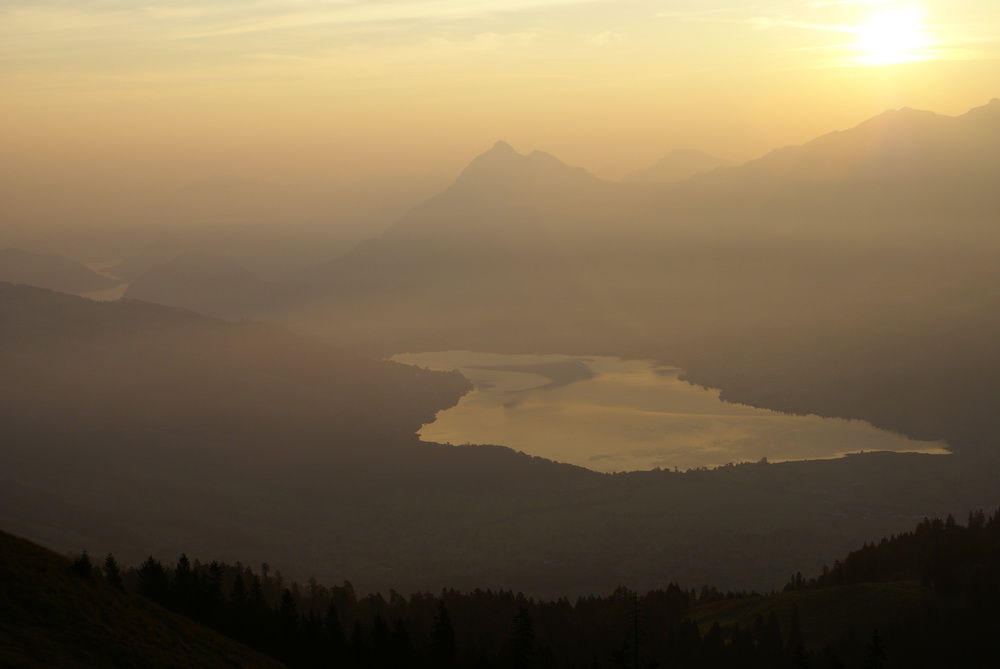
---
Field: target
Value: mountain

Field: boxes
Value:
[738,99,1000,186]
[665,98,1000,241]
[622,148,736,184]
[354,140,630,246]
[0,281,470,455]
[112,144,604,318]
[0,247,121,295]
[274,142,640,351]
[0,530,287,669]
[269,102,1000,453]
[442,140,603,199]
[622,100,1000,451]
[122,251,270,318]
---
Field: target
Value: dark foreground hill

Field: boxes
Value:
[3,282,999,599]
[0,530,287,669]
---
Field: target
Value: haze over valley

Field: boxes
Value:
[3,2,1000,665]
[4,98,1000,599]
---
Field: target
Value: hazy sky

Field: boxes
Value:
[2,0,999,192]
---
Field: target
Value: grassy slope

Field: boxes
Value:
[0,530,286,669]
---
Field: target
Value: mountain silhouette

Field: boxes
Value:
[444,140,603,197]
[364,140,628,247]
[680,99,1000,214]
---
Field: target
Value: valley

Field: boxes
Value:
[3,100,1000,601]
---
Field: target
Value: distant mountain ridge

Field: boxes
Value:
[622,148,736,184]
[0,247,121,295]
[128,100,1000,321]
[379,140,621,240]
[693,98,1000,190]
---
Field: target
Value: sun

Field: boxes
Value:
[853,6,930,66]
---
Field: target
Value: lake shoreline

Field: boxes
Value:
[392,351,950,473]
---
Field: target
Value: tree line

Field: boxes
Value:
[70,509,1000,668]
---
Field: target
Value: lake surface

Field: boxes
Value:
[392,351,949,473]
[83,261,129,301]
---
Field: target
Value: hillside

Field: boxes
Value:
[122,251,270,317]
[0,530,287,669]
[0,248,121,295]
[686,510,1000,667]
[2,281,997,599]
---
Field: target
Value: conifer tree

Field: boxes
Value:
[501,605,536,668]
[370,612,391,667]
[349,618,368,668]
[429,599,457,669]
[137,556,169,604]
[864,630,887,669]
[761,611,784,667]
[171,553,197,615]
[229,570,248,609]
[787,603,809,668]
[390,617,414,667]
[71,551,93,579]
[324,600,347,663]
[277,588,300,666]
[206,560,225,610]
[103,553,124,591]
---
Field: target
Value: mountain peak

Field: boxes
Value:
[490,140,517,153]
[445,141,601,197]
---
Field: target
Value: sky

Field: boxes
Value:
[2,0,999,199]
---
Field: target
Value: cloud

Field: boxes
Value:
[141,0,609,40]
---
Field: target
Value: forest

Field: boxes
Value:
[27,509,996,668]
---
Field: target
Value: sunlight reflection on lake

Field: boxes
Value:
[392,351,950,473]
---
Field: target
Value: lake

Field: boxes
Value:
[392,351,949,473]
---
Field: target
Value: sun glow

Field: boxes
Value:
[853,6,931,66]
